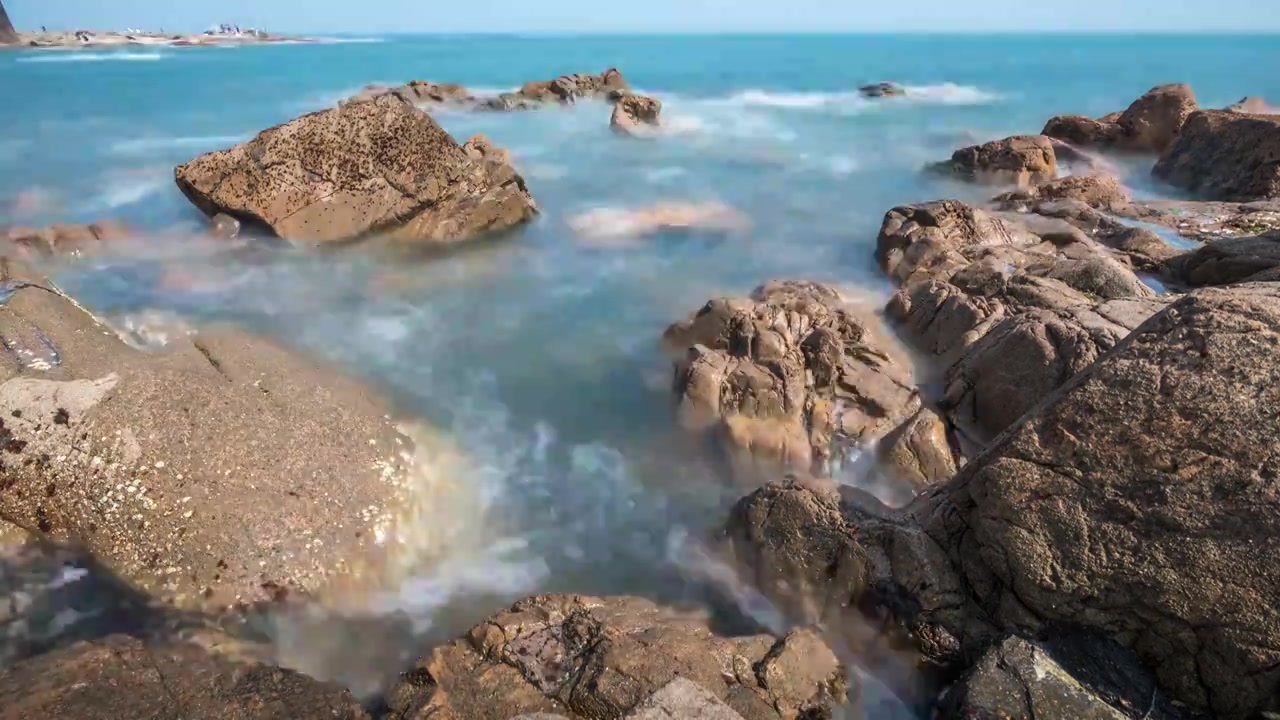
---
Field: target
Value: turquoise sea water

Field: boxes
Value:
[4,33,1280,711]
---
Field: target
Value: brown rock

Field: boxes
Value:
[1151,110,1280,201]
[859,82,905,98]
[3,220,130,257]
[1165,229,1280,286]
[933,135,1057,187]
[610,94,663,136]
[482,68,629,111]
[665,281,920,479]
[992,174,1131,212]
[1043,84,1198,153]
[0,262,413,606]
[174,93,537,244]
[461,133,514,166]
[384,594,848,720]
[876,408,958,492]
[0,634,368,719]
[875,200,1039,286]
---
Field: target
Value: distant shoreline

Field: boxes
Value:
[2,30,325,50]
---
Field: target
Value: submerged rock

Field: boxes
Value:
[0,262,412,606]
[567,201,749,245]
[0,634,368,719]
[384,594,848,720]
[664,280,923,480]
[174,93,536,244]
[859,82,905,98]
[1043,84,1198,154]
[610,94,663,136]
[1151,110,1280,200]
[931,135,1057,187]
[3,220,130,257]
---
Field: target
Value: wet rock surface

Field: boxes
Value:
[384,594,848,720]
[0,633,369,719]
[931,135,1057,187]
[1165,228,1280,286]
[664,280,921,480]
[2,220,129,257]
[482,68,629,111]
[0,261,412,607]
[175,93,537,244]
[859,82,905,98]
[1042,83,1198,153]
[1152,109,1280,201]
[610,94,663,136]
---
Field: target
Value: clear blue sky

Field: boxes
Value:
[7,0,1279,33]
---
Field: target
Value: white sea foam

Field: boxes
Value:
[16,52,168,63]
[901,82,1004,105]
[107,134,245,156]
[90,166,170,210]
[686,82,1001,114]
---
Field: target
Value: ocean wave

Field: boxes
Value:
[900,82,1004,105]
[684,83,1001,112]
[16,52,168,64]
[90,166,170,210]
[107,134,245,156]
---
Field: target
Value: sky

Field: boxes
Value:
[7,0,1280,34]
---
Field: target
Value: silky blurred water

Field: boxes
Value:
[3,33,1279,713]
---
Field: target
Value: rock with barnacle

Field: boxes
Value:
[174,92,537,244]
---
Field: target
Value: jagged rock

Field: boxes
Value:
[875,200,1039,286]
[0,262,412,607]
[876,408,958,493]
[481,68,629,111]
[1043,84,1198,153]
[175,93,536,244]
[0,634,368,719]
[383,594,848,720]
[859,82,905,98]
[343,81,474,107]
[931,135,1057,187]
[610,94,663,136]
[1226,96,1277,114]
[1151,110,1280,201]
[3,220,129,257]
[992,174,1131,212]
[1165,229,1280,286]
[664,281,921,479]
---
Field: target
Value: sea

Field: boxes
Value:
[3,33,1279,714]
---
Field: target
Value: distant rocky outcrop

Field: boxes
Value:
[610,94,662,136]
[1151,110,1280,201]
[481,68,629,111]
[859,82,904,98]
[175,93,536,244]
[384,594,848,720]
[0,0,17,44]
[930,135,1057,187]
[1043,84,1198,154]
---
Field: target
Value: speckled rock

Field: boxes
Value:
[383,594,848,720]
[175,93,537,244]
[0,634,369,719]
[1043,84,1198,153]
[1152,110,1280,201]
[0,262,413,607]
[610,94,663,136]
[664,280,921,480]
[932,135,1057,187]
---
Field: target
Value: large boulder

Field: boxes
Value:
[0,262,412,607]
[875,200,1039,286]
[1164,229,1280,286]
[1151,110,1280,201]
[931,135,1057,187]
[174,93,536,244]
[1043,84,1198,153]
[664,281,923,480]
[610,94,662,136]
[383,594,848,720]
[0,634,368,719]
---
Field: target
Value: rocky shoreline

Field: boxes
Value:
[1,63,1279,720]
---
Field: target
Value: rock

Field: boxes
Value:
[343,81,474,108]
[482,68,629,111]
[610,94,663,136]
[0,634,369,719]
[174,93,537,244]
[1165,229,1280,286]
[665,280,921,479]
[876,408,958,493]
[0,262,412,606]
[1115,198,1280,242]
[927,284,1280,715]
[461,133,513,166]
[859,82,905,98]
[932,135,1057,187]
[1151,110,1280,200]
[383,594,848,720]
[209,213,241,240]
[1043,84,1198,153]
[3,220,130,257]
[624,678,745,719]
[567,201,749,246]
[992,174,1131,212]
[1226,96,1278,114]
[942,635,1185,720]
[875,200,1039,286]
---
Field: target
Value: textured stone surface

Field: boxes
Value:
[175,93,536,243]
[0,261,412,606]
[933,135,1057,187]
[624,678,746,719]
[481,69,629,110]
[991,174,1131,212]
[610,94,663,136]
[1043,84,1198,153]
[665,281,920,479]
[0,634,369,719]
[1165,229,1280,286]
[384,594,847,720]
[1152,110,1280,201]
[875,200,1039,286]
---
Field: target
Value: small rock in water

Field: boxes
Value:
[860,81,905,98]
[610,94,663,136]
